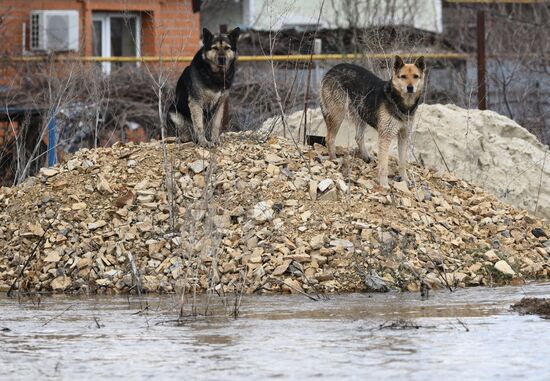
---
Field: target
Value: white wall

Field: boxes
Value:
[244,0,442,33]
[201,1,245,33]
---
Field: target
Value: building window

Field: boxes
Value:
[92,12,141,74]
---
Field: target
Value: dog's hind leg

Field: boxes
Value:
[377,133,392,188]
[321,99,345,160]
[168,111,191,142]
[325,113,343,160]
[189,99,210,147]
[397,127,409,183]
[355,123,371,163]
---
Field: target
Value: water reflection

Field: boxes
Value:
[1,283,549,381]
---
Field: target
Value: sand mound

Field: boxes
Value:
[262,104,550,220]
[0,133,549,295]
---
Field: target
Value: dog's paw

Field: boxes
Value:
[197,138,214,148]
[401,177,415,188]
[378,179,390,189]
[373,183,389,193]
[395,174,412,184]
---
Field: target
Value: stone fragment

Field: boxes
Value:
[310,234,325,250]
[40,168,59,177]
[97,175,113,194]
[24,224,45,237]
[494,260,515,276]
[264,153,284,164]
[282,278,303,294]
[364,270,390,292]
[44,251,61,263]
[532,228,547,238]
[318,178,334,193]
[291,254,310,263]
[330,239,354,249]
[484,250,500,262]
[309,181,318,201]
[319,188,338,201]
[272,260,292,276]
[51,276,71,291]
[392,181,410,194]
[251,201,274,223]
[336,179,349,193]
[88,220,107,230]
[188,160,208,174]
[71,202,87,210]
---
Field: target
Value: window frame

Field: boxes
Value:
[92,12,142,74]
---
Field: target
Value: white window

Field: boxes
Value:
[92,12,141,74]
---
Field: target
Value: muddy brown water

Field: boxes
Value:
[1,283,550,381]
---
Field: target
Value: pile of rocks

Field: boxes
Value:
[0,132,548,295]
[262,104,550,220]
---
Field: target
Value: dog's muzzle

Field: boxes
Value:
[407,85,414,93]
[217,55,227,66]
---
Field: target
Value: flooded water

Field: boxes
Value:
[1,283,549,381]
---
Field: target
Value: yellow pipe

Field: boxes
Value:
[2,52,469,63]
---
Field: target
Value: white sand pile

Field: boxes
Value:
[262,104,550,220]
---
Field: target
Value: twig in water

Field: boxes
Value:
[43,304,73,326]
[92,316,103,329]
[456,318,470,332]
[378,319,421,330]
[269,277,320,301]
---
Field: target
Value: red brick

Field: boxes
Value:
[0,0,200,84]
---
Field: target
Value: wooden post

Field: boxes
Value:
[476,10,487,110]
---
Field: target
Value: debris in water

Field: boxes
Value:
[364,270,390,293]
[511,297,550,319]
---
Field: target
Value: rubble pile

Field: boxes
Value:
[0,132,549,295]
[263,104,550,220]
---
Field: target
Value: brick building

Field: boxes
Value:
[0,0,200,59]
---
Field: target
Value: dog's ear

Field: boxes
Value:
[415,56,426,72]
[393,55,404,72]
[202,28,213,47]
[228,27,241,48]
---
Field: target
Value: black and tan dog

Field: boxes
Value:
[320,56,426,187]
[167,27,240,147]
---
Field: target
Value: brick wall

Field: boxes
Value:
[0,0,199,56]
[0,0,200,83]
[0,121,18,147]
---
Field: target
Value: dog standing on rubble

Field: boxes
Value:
[320,56,426,187]
[167,27,240,147]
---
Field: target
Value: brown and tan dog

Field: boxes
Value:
[320,56,426,187]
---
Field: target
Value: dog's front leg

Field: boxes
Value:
[209,97,226,145]
[377,134,391,188]
[189,100,211,147]
[397,127,410,183]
